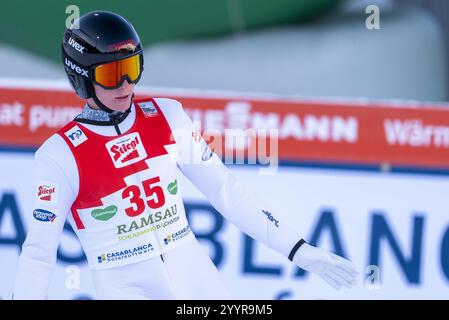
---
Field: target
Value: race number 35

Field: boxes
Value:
[122,177,166,217]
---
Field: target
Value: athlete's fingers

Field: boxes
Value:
[321,273,342,290]
[330,253,359,276]
[335,265,358,285]
[327,268,353,288]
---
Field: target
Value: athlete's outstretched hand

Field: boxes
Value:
[293,243,359,290]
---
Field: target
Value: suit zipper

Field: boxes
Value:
[110,115,122,135]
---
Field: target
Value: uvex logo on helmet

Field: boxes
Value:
[106,132,147,168]
[64,58,89,77]
[68,37,85,54]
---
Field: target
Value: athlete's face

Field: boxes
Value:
[90,80,135,112]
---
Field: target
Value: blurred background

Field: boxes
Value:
[1,0,449,300]
[1,0,448,101]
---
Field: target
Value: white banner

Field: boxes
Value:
[1,152,448,299]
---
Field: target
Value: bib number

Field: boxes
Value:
[122,176,166,217]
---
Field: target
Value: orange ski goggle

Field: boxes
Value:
[93,54,143,89]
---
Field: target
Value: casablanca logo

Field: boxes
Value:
[164,235,172,245]
[98,254,106,263]
[97,243,153,264]
[91,205,118,221]
[105,132,147,168]
[167,180,178,195]
[164,225,191,245]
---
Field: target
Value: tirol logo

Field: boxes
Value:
[68,37,85,54]
[262,209,280,227]
[164,225,191,245]
[64,58,89,77]
[65,125,88,147]
[167,180,178,195]
[68,129,82,140]
[97,243,153,264]
[91,205,118,221]
[33,209,57,222]
[106,132,147,168]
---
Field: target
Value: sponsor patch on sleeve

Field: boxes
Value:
[36,181,59,207]
[33,208,57,223]
[65,125,88,147]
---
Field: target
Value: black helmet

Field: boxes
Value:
[62,11,144,112]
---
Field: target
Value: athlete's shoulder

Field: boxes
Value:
[133,97,182,118]
[136,97,183,114]
[155,98,191,129]
[34,132,79,196]
[153,97,183,110]
[135,97,191,131]
[35,133,72,161]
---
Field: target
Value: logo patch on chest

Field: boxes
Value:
[106,132,147,168]
[137,101,159,118]
[65,125,88,147]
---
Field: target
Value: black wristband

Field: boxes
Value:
[288,238,307,261]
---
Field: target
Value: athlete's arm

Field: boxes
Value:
[158,98,358,289]
[13,136,78,299]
